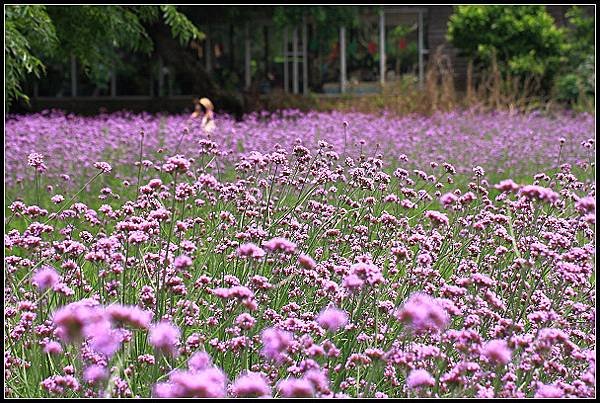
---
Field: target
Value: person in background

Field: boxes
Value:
[190,97,216,134]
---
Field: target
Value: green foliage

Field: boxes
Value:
[273,6,307,27]
[46,6,155,85]
[554,74,581,103]
[160,5,205,46]
[389,24,415,41]
[554,55,595,109]
[274,6,360,40]
[387,24,418,63]
[447,6,566,81]
[5,5,204,106]
[563,5,594,64]
[5,6,58,108]
[553,7,595,107]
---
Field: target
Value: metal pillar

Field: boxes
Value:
[70,54,77,97]
[292,26,299,94]
[340,26,346,93]
[283,27,289,93]
[379,10,386,86]
[418,10,424,88]
[302,18,308,95]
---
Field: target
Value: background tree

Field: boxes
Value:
[5,6,58,108]
[446,6,566,91]
[553,6,595,107]
[5,5,204,108]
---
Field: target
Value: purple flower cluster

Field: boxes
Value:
[3,110,595,398]
[5,110,594,186]
[396,292,450,334]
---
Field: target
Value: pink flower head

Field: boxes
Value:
[43,341,63,355]
[494,179,521,192]
[342,273,364,292]
[87,324,123,358]
[534,383,564,398]
[52,300,104,342]
[149,321,181,356]
[168,367,227,398]
[28,152,47,173]
[263,237,297,253]
[51,194,65,204]
[211,285,255,301]
[237,243,266,259]
[188,351,213,371]
[407,369,435,389]
[424,210,449,226]
[317,307,348,332]
[277,378,315,398]
[440,192,458,206]
[162,155,191,174]
[459,191,477,204]
[260,327,293,362]
[396,292,449,333]
[173,255,193,270]
[235,313,256,330]
[298,254,317,269]
[231,372,271,398]
[32,266,60,291]
[349,261,385,286]
[154,382,181,398]
[304,369,330,393]
[94,161,112,173]
[575,196,595,214]
[519,185,559,204]
[83,365,108,384]
[106,304,153,329]
[481,339,512,366]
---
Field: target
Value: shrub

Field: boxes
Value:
[447,6,566,89]
[553,7,595,109]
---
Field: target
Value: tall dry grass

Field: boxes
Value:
[248,45,579,117]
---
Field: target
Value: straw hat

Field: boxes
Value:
[199,97,214,112]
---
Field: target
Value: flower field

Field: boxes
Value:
[4,110,596,398]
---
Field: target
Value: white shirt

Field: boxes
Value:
[201,115,216,134]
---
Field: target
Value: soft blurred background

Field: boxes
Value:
[6,5,595,117]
